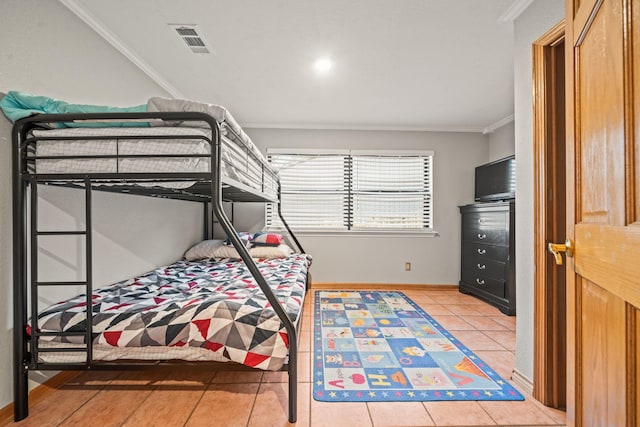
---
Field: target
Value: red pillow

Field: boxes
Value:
[251,232,283,246]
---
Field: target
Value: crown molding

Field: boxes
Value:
[482,114,514,134]
[498,0,535,22]
[60,0,184,98]
[243,122,486,133]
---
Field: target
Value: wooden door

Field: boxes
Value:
[565,0,640,425]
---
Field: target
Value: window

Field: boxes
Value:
[266,149,433,232]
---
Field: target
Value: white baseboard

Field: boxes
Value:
[511,368,534,396]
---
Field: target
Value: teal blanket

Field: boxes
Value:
[0,91,149,127]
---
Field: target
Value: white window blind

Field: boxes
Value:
[351,154,432,229]
[267,150,433,231]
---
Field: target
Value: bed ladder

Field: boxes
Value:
[28,178,94,368]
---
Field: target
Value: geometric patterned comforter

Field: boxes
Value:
[36,254,309,371]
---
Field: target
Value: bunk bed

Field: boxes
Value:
[8,96,309,423]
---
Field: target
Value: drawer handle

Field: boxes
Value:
[477,264,486,270]
[477,248,487,255]
[477,233,487,239]
[478,218,486,225]
[476,278,485,285]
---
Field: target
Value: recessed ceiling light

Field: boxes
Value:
[313,57,333,74]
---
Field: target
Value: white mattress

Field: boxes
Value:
[37,341,230,363]
[30,126,275,193]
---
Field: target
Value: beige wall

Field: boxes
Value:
[236,127,489,284]
[0,0,202,409]
[488,121,515,160]
[513,0,565,382]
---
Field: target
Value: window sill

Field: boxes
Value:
[271,229,440,238]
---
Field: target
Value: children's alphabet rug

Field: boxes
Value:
[313,291,524,402]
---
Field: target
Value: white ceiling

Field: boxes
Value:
[62,0,523,132]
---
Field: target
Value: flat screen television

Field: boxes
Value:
[474,155,516,202]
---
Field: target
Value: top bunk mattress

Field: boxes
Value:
[2,92,278,199]
[28,126,277,195]
[34,254,310,370]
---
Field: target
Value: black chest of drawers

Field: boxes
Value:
[459,201,515,315]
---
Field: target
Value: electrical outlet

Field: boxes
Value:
[405,262,411,271]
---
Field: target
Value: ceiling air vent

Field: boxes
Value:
[170,24,210,54]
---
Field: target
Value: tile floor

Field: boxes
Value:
[4,288,567,427]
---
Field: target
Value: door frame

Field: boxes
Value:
[532,19,567,409]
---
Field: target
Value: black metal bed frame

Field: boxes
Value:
[11,111,306,423]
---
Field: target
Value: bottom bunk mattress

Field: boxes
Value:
[34,254,309,370]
